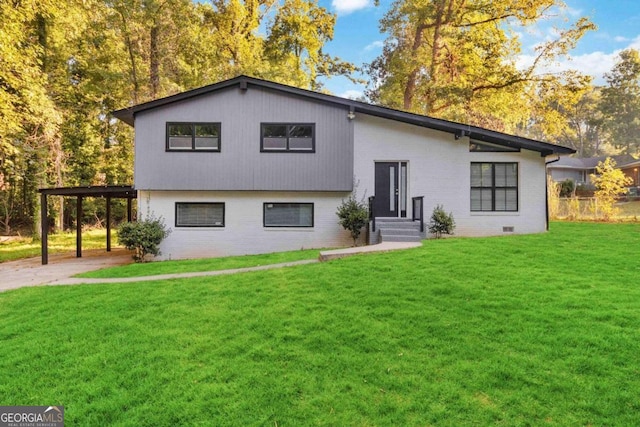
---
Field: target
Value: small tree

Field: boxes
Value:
[559,179,575,198]
[590,157,633,221]
[336,195,369,246]
[428,204,455,238]
[118,215,170,262]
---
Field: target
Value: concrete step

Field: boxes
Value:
[379,234,423,242]
[378,222,424,243]
[376,220,422,229]
[380,228,422,236]
[372,218,425,244]
[375,218,416,223]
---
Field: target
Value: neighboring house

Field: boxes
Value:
[618,159,640,187]
[113,75,574,260]
[547,154,636,187]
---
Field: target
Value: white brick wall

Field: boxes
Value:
[353,114,548,237]
[138,190,355,260]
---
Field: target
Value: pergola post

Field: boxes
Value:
[41,193,48,265]
[106,196,112,252]
[76,196,83,258]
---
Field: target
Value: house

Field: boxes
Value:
[618,158,640,187]
[112,75,574,260]
[547,154,636,187]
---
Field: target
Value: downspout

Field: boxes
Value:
[545,156,561,231]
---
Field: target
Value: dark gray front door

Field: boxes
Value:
[374,162,400,217]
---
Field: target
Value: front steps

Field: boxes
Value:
[369,218,425,244]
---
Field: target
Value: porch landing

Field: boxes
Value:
[318,241,422,262]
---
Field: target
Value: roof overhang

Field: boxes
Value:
[619,160,640,169]
[112,75,576,157]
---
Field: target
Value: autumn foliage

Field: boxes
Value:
[590,158,633,221]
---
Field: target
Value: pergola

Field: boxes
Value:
[38,186,137,265]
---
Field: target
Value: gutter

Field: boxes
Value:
[545,155,561,166]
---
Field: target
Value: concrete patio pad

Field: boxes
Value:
[0,248,133,292]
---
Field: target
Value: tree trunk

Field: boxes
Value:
[150,24,160,98]
[403,0,450,112]
[118,9,140,103]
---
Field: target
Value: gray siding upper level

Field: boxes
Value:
[134,86,353,191]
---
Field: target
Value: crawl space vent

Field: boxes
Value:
[502,226,515,233]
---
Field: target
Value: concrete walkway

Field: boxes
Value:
[1,242,422,292]
[318,241,421,261]
[56,259,319,286]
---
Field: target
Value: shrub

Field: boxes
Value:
[118,216,170,262]
[428,205,455,238]
[559,179,575,197]
[336,195,369,246]
[575,182,595,197]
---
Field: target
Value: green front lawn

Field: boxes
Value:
[1,222,639,425]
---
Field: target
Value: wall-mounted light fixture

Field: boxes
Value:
[347,107,356,120]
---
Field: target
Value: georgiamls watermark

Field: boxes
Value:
[0,406,64,427]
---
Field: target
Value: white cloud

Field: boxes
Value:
[547,27,562,39]
[594,32,631,43]
[629,34,640,50]
[332,0,371,15]
[563,5,583,18]
[516,50,617,85]
[515,35,640,85]
[364,40,384,51]
[339,89,364,100]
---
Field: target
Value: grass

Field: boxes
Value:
[1,222,640,425]
[77,248,322,278]
[0,229,114,263]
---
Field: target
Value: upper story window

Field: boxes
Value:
[167,122,221,151]
[261,123,315,152]
[471,162,518,212]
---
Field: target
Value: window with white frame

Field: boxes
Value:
[470,162,518,212]
[263,203,314,227]
[167,123,221,151]
[175,202,225,227]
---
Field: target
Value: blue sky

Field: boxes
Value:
[317,0,640,98]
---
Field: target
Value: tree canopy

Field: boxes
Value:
[600,49,640,155]
[1,0,639,235]
[366,0,595,133]
[0,0,356,234]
